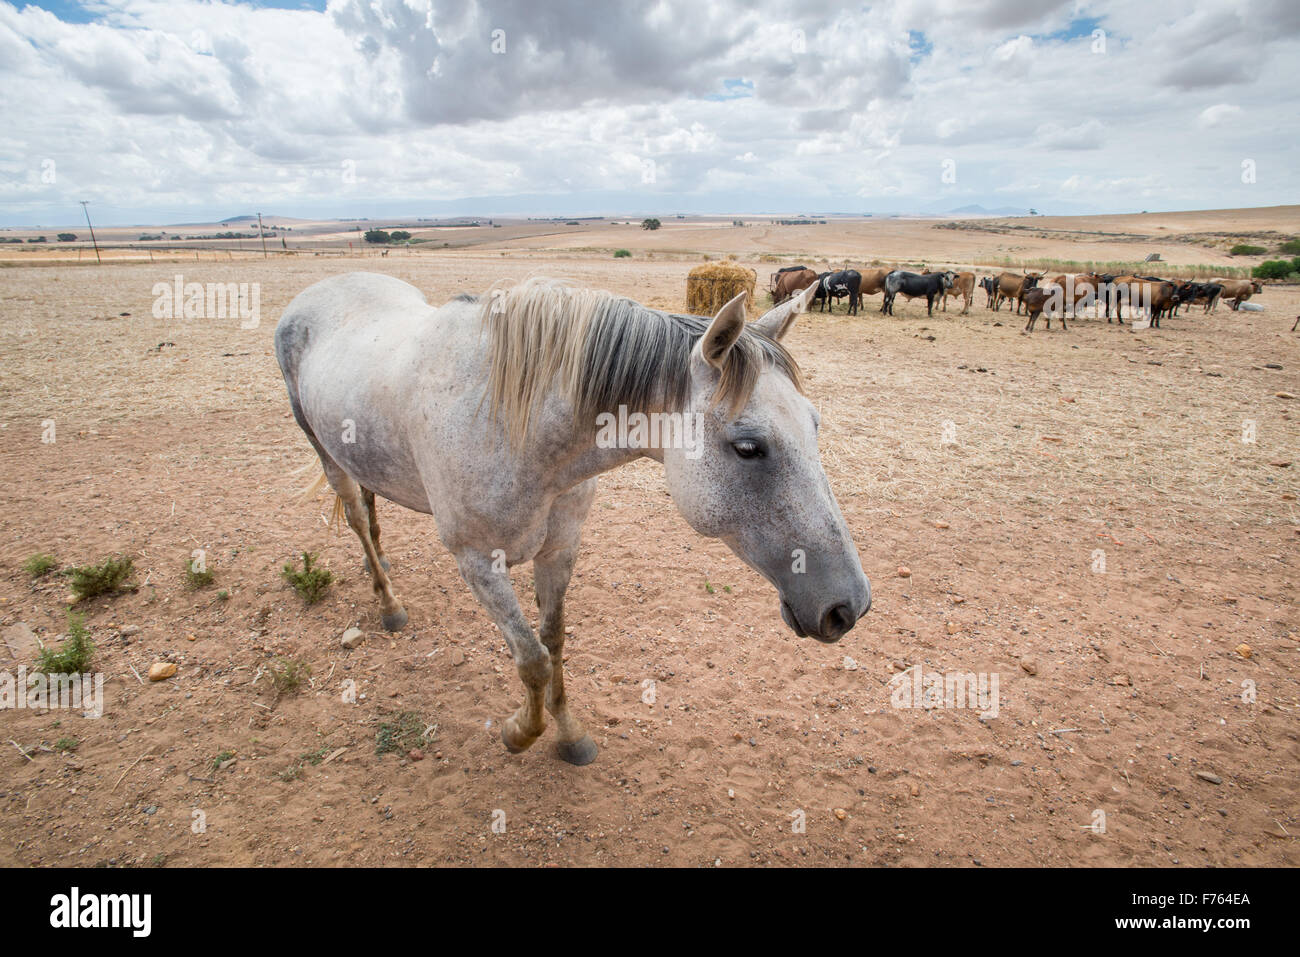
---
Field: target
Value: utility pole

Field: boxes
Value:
[257,212,268,258]
[79,200,101,264]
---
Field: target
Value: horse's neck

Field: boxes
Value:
[539,401,671,492]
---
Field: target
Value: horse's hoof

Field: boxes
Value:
[363,555,391,574]
[381,607,408,632]
[555,735,598,766]
[501,719,538,755]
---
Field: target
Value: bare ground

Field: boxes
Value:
[0,219,1297,867]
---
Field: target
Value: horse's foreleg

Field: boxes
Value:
[534,546,596,765]
[457,551,551,755]
[532,481,597,765]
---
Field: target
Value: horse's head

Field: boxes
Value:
[663,287,870,643]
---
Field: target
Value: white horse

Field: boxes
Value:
[275,274,870,765]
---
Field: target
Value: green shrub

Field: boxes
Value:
[1278,239,1300,255]
[1252,260,1295,280]
[36,612,94,674]
[281,551,332,603]
[67,555,134,600]
[1229,243,1266,256]
[613,249,632,258]
[267,657,311,696]
[23,553,57,578]
[183,556,214,589]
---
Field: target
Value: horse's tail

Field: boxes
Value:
[292,458,344,531]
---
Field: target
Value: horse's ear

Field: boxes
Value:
[698,292,748,369]
[751,282,815,341]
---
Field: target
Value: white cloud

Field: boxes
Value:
[0,0,1297,224]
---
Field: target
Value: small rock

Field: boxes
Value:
[933,520,950,529]
[833,808,847,821]
[450,648,466,666]
[842,655,858,671]
[2,622,39,660]
[1195,771,1223,785]
[897,566,912,578]
[148,662,177,681]
[1020,659,1038,676]
[1275,391,1295,399]
[340,627,364,649]
[945,621,960,635]
[119,625,141,637]
[408,749,424,761]
[1235,643,1252,659]
[1110,673,1131,686]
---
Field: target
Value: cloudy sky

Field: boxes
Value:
[2,0,1297,226]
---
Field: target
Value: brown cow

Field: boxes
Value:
[1110,277,1179,327]
[855,267,891,309]
[1211,278,1263,311]
[1049,274,1099,317]
[992,271,1043,313]
[1020,286,1065,334]
[770,267,819,304]
[925,269,974,314]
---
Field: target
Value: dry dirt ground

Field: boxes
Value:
[1,215,1297,868]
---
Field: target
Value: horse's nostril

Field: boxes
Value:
[822,603,855,639]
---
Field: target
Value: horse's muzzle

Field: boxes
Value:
[782,580,870,643]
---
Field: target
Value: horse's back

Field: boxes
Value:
[275,272,430,376]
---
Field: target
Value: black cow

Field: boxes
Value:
[882,270,954,316]
[813,269,863,315]
[1173,281,1222,314]
[979,275,998,308]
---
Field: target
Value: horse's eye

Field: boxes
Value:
[732,439,764,460]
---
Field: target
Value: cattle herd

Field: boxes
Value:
[768,264,1266,334]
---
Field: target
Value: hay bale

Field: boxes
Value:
[686,261,757,317]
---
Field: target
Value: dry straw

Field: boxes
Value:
[686,261,757,317]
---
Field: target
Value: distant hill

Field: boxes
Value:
[947,204,1029,216]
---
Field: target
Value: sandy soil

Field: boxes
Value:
[0,214,1297,867]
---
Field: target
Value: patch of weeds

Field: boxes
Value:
[279,743,332,782]
[376,711,434,756]
[216,589,230,601]
[704,580,715,594]
[281,551,332,604]
[53,737,78,752]
[35,612,94,674]
[67,555,134,601]
[23,553,58,578]
[183,557,214,589]
[212,749,235,770]
[301,744,331,765]
[267,657,311,697]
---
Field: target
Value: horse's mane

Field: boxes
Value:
[480,277,802,446]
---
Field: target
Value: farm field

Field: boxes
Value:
[1,212,1297,867]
